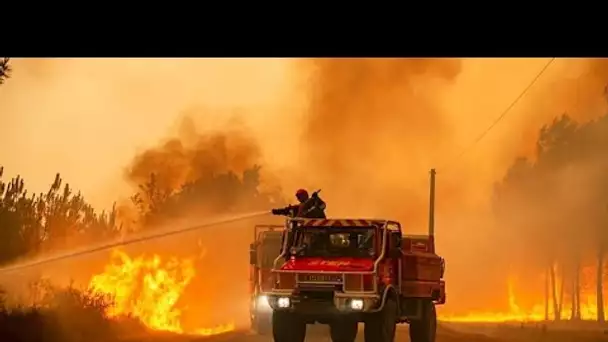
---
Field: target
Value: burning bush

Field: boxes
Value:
[88,249,235,336]
[88,250,195,333]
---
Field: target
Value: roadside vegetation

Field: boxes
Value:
[494,110,608,322]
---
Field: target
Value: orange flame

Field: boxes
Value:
[439,276,545,322]
[88,249,235,336]
[440,268,607,323]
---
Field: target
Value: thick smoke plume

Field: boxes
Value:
[123,116,283,226]
[297,58,462,229]
[127,117,260,196]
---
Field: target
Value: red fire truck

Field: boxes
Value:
[265,169,446,342]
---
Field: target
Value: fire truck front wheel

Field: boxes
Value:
[272,311,306,342]
[364,295,397,342]
[408,300,437,342]
[329,319,358,342]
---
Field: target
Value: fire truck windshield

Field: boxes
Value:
[293,227,375,258]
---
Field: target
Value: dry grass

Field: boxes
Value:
[0,281,147,342]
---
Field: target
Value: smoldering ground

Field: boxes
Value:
[2,58,608,323]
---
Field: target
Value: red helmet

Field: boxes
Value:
[295,189,309,201]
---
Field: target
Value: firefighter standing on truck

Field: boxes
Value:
[271,189,327,219]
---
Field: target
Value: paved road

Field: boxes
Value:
[127,322,608,342]
[146,324,502,342]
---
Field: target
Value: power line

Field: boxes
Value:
[437,57,556,172]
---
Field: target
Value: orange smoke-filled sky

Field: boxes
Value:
[3,58,608,246]
[0,58,294,209]
[0,58,602,214]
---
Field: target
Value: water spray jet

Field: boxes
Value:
[0,210,270,274]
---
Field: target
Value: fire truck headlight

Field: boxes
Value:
[350,299,364,310]
[257,295,271,311]
[277,297,290,308]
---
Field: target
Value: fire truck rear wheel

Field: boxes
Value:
[364,295,397,342]
[408,300,437,342]
[329,319,358,342]
[272,311,306,342]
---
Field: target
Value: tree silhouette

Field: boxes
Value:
[494,111,608,322]
[0,157,281,266]
[0,58,10,85]
[0,168,121,265]
[131,164,283,227]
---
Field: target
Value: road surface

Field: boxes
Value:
[133,325,502,342]
[124,323,608,342]
[227,325,501,341]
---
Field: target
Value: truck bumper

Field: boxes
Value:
[267,291,381,316]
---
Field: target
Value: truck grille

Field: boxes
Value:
[276,273,296,289]
[297,290,334,302]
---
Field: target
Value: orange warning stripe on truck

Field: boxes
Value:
[300,219,386,227]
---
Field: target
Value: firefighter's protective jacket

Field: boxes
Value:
[271,194,327,219]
